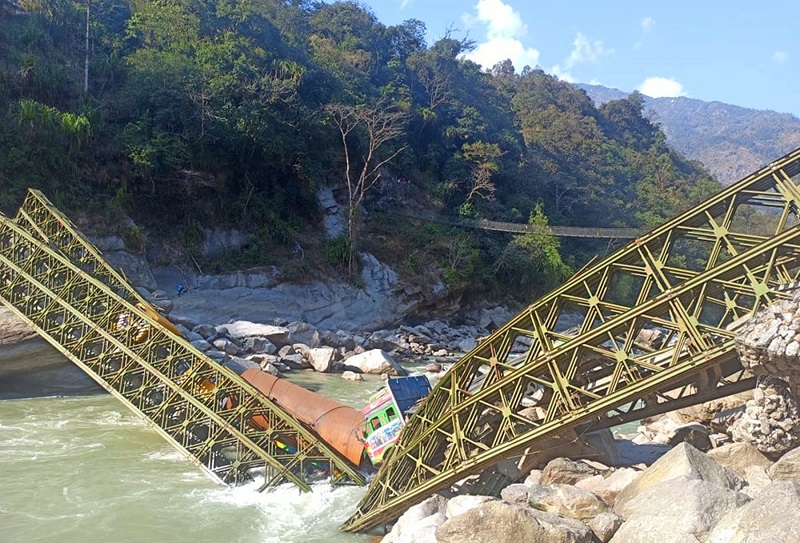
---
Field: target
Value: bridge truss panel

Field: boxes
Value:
[343,148,800,532]
[0,211,364,491]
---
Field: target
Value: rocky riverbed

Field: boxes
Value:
[5,243,800,542]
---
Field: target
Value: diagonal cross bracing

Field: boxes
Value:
[0,206,364,491]
[343,148,800,532]
[15,189,151,308]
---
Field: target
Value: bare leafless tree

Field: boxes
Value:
[326,99,408,272]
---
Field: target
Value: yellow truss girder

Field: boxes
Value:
[0,193,364,491]
[343,148,800,532]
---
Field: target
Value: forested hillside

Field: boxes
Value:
[0,0,720,304]
[578,83,800,185]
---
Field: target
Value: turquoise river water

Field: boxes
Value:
[0,368,392,543]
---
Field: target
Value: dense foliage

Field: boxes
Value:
[0,1,719,303]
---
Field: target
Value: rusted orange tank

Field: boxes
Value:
[241,368,367,467]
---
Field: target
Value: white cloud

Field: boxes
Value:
[641,16,655,32]
[400,0,412,8]
[636,76,687,98]
[773,50,788,64]
[462,0,539,71]
[550,32,611,83]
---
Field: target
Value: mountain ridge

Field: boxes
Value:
[577,83,800,184]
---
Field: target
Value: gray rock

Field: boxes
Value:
[501,483,530,505]
[541,457,599,486]
[587,512,623,543]
[193,324,217,339]
[435,501,593,543]
[213,338,241,356]
[344,349,408,375]
[205,349,226,362]
[613,477,749,542]
[222,356,260,375]
[241,337,277,354]
[167,313,198,330]
[280,353,309,370]
[706,442,773,479]
[190,339,212,352]
[614,443,744,511]
[224,321,290,346]
[286,322,321,348]
[534,483,610,522]
[306,347,336,373]
[386,495,448,543]
[445,495,495,519]
[769,446,800,482]
[707,481,800,543]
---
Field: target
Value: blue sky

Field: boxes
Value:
[355,0,799,117]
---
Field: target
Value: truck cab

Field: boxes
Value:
[361,375,431,465]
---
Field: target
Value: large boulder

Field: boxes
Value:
[587,513,623,543]
[344,349,407,375]
[769,446,800,482]
[223,321,290,347]
[382,494,448,543]
[541,457,600,486]
[533,483,611,522]
[706,442,773,479]
[435,501,593,543]
[612,477,750,542]
[707,481,800,543]
[286,322,321,348]
[305,347,336,373]
[614,443,744,511]
[445,495,495,519]
[575,468,641,506]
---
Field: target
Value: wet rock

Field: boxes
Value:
[341,371,363,381]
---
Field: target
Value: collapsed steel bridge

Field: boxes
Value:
[0,189,364,491]
[343,146,800,532]
[2,146,800,532]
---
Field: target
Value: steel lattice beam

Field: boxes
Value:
[343,148,800,532]
[0,206,364,491]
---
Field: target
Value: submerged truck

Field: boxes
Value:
[361,375,431,465]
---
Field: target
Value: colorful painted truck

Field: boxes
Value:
[361,375,432,465]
